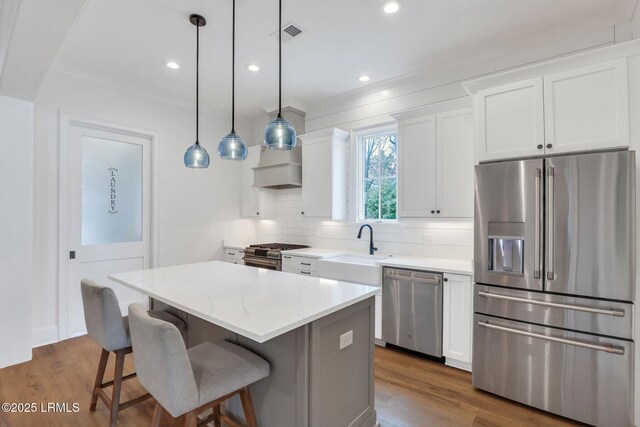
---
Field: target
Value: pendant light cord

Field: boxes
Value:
[278,0,282,117]
[231,0,236,132]
[196,21,200,143]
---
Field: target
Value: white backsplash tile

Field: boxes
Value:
[255,188,473,261]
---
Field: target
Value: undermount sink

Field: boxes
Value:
[318,255,390,286]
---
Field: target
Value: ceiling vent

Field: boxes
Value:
[271,22,304,42]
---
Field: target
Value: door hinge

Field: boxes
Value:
[69,251,76,260]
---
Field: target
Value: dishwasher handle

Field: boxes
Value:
[383,270,441,285]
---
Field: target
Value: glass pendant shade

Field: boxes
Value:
[264,115,297,150]
[218,131,248,160]
[184,142,210,168]
[184,14,208,168]
[264,0,297,151]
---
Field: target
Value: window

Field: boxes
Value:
[356,127,397,221]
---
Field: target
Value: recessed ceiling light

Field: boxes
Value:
[247,64,260,72]
[166,61,180,69]
[382,0,402,14]
[359,75,371,82]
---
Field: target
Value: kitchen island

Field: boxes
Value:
[109,261,379,427]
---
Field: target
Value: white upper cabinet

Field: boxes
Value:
[437,108,475,217]
[543,59,629,154]
[474,59,629,162]
[396,106,474,218]
[299,128,349,219]
[241,145,275,219]
[476,78,545,162]
[397,114,437,217]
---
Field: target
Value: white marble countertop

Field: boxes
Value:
[109,261,378,343]
[222,241,250,250]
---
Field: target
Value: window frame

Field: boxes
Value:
[352,124,398,223]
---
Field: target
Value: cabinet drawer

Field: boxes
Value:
[282,255,318,271]
[224,249,244,263]
[295,269,318,277]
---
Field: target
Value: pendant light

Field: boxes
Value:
[263,0,297,150]
[184,14,210,168]
[218,0,248,160]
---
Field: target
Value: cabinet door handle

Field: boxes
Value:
[546,143,553,149]
[283,255,291,259]
[300,271,311,275]
[256,212,260,215]
[537,144,543,150]
[443,278,448,282]
[301,262,311,266]
[301,211,305,215]
[430,210,435,214]
[436,210,440,214]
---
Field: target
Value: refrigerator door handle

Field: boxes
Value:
[546,167,555,280]
[534,168,542,279]
[477,321,625,355]
[478,291,626,317]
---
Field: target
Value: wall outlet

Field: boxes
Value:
[340,330,353,350]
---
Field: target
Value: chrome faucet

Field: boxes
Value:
[357,224,378,255]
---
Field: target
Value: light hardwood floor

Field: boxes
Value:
[0,336,583,427]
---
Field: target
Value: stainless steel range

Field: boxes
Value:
[243,243,310,270]
[473,150,635,427]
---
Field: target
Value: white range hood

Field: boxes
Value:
[253,107,305,189]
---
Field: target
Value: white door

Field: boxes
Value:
[65,124,151,338]
[436,108,474,217]
[397,114,437,217]
[543,59,629,155]
[301,139,332,218]
[442,273,472,370]
[476,78,545,162]
[240,146,275,219]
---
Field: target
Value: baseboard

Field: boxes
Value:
[32,325,59,348]
[445,358,472,372]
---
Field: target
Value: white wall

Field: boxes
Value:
[32,68,254,347]
[627,50,640,426]
[0,95,33,367]
[632,1,640,39]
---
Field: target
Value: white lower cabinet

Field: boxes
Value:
[282,255,319,277]
[223,247,244,264]
[442,273,472,371]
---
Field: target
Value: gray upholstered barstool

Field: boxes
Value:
[128,303,269,427]
[81,279,186,427]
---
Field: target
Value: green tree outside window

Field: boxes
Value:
[361,130,397,220]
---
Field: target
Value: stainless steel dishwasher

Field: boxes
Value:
[382,267,443,357]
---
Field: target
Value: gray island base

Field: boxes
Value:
[154,297,378,427]
[108,261,379,427]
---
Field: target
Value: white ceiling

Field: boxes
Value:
[52,0,637,118]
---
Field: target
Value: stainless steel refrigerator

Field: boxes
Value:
[473,150,635,427]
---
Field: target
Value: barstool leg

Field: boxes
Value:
[109,349,126,427]
[151,402,165,427]
[239,387,258,427]
[90,348,109,412]
[212,404,221,427]
[183,411,198,427]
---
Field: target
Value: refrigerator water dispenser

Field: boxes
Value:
[487,222,524,275]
